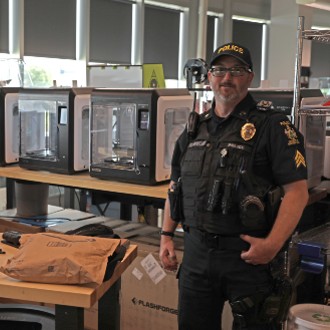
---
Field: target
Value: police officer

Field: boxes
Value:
[159,42,309,330]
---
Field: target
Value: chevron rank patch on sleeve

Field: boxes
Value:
[295,150,306,168]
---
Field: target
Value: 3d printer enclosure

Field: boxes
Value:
[89,88,193,185]
[0,87,20,166]
[18,88,92,174]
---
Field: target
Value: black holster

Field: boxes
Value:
[230,291,271,328]
[266,186,283,226]
[168,179,184,222]
[230,274,293,329]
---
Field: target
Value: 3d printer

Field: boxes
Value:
[0,87,20,166]
[18,88,92,174]
[89,88,193,184]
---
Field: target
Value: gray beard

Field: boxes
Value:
[215,91,238,104]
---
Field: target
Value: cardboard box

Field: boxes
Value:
[0,188,6,211]
[120,241,181,330]
[120,229,233,330]
[83,302,98,330]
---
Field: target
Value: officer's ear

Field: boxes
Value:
[247,70,254,85]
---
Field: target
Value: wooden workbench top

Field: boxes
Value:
[0,239,137,308]
[0,165,168,200]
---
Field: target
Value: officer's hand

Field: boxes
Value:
[239,234,278,265]
[159,236,178,271]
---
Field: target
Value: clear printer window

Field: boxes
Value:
[164,107,190,167]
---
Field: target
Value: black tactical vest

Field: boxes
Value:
[180,107,276,236]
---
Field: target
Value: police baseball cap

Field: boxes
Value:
[210,42,253,70]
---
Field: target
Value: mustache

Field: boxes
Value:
[220,82,235,88]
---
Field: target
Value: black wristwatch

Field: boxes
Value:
[160,230,174,238]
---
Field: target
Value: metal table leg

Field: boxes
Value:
[55,305,84,330]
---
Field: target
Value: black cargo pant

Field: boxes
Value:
[177,227,277,330]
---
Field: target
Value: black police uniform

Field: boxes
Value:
[170,93,308,330]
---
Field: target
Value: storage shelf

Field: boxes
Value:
[292,17,330,126]
[302,29,330,44]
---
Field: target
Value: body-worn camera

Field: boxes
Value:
[240,195,265,228]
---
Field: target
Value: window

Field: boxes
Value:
[233,20,263,88]
[144,5,180,80]
[23,56,84,87]
[206,16,216,65]
[0,58,30,87]
[0,0,9,53]
[24,0,76,59]
[90,0,132,63]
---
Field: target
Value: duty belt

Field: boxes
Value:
[185,226,250,251]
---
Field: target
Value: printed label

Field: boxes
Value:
[140,253,166,284]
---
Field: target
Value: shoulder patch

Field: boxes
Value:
[280,120,300,146]
[256,100,273,111]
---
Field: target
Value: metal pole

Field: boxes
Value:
[223,0,233,43]
[131,0,144,65]
[292,16,304,129]
[196,0,208,59]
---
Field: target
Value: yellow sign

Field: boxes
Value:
[143,64,165,88]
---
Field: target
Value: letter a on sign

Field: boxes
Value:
[143,64,165,88]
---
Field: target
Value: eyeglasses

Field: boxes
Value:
[210,66,252,77]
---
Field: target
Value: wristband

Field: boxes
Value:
[160,230,174,238]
